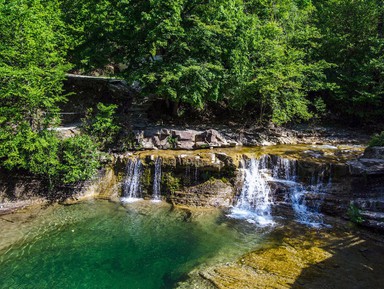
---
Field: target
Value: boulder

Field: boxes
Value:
[177,140,195,150]
[348,146,384,175]
[195,129,228,146]
[349,159,384,175]
[363,146,384,159]
[172,129,198,141]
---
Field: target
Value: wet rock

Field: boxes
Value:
[349,159,384,175]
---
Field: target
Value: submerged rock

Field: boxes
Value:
[181,226,384,289]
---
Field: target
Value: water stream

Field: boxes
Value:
[152,157,162,201]
[121,158,142,202]
[230,156,274,226]
[271,156,329,227]
[230,155,329,227]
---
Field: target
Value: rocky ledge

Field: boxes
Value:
[348,146,384,175]
[133,124,370,150]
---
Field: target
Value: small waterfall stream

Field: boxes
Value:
[230,155,330,227]
[121,154,331,227]
[121,158,143,202]
[152,157,162,201]
[230,156,274,226]
[271,157,328,227]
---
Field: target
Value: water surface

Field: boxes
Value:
[0,201,265,289]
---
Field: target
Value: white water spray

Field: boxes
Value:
[271,157,328,227]
[121,158,142,203]
[152,157,162,202]
[230,156,274,226]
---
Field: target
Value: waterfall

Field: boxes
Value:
[230,156,274,226]
[121,158,142,203]
[230,155,330,227]
[152,157,162,202]
[271,157,328,227]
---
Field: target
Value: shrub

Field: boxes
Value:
[162,172,180,194]
[166,135,178,149]
[0,128,100,186]
[347,204,364,224]
[59,135,101,184]
[368,131,384,147]
[82,102,121,150]
[0,127,60,180]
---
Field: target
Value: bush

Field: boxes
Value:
[82,102,121,150]
[0,127,60,178]
[369,131,384,147]
[0,127,101,187]
[59,135,101,184]
[162,172,180,195]
[347,204,364,224]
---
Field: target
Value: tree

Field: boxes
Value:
[313,0,384,124]
[230,0,330,123]
[62,0,330,124]
[0,0,100,185]
[0,0,68,170]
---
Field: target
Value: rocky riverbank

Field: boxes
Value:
[176,220,384,289]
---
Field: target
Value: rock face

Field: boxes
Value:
[136,127,232,150]
[169,180,234,207]
[61,74,135,124]
[345,146,384,231]
[131,124,370,150]
[2,145,383,231]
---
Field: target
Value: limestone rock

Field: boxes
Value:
[177,140,195,150]
[169,180,234,208]
[173,129,198,141]
[349,159,384,175]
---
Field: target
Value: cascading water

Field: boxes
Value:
[271,157,329,227]
[230,155,331,227]
[152,157,162,202]
[230,156,274,226]
[121,158,142,202]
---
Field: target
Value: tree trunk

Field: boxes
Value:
[378,0,383,38]
[171,100,179,117]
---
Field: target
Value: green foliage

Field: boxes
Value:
[63,0,331,124]
[0,128,100,185]
[369,131,384,147]
[347,204,364,224]
[166,135,178,149]
[82,103,121,150]
[0,0,69,131]
[162,172,180,195]
[0,127,60,178]
[59,135,101,184]
[313,0,384,124]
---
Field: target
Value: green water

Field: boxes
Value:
[0,201,264,289]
